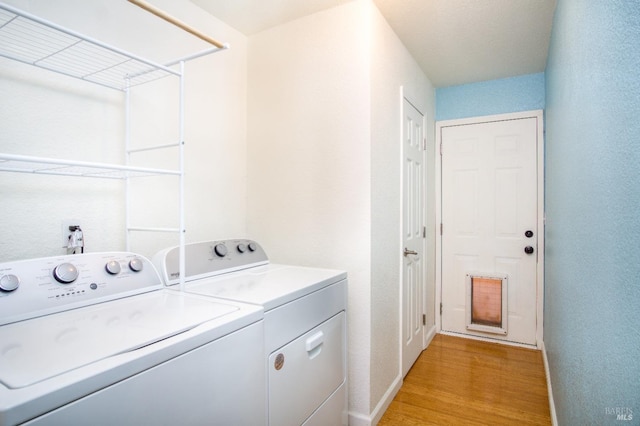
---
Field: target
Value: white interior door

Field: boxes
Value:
[440,115,540,346]
[402,98,425,376]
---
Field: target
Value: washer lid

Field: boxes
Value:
[187,264,347,311]
[0,290,239,389]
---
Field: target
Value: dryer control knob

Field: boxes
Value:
[54,263,79,284]
[0,274,20,292]
[237,243,247,253]
[248,242,257,252]
[129,258,144,272]
[105,260,122,275]
[214,244,228,257]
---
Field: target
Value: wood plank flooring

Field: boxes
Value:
[378,334,551,425]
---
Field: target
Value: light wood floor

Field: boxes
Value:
[378,334,551,425]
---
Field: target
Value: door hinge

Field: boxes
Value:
[440,223,443,235]
[440,303,443,315]
[423,226,427,238]
[439,142,443,156]
[423,137,427,151]
[422,314,426,326]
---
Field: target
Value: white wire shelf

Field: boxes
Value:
[0,153,181,179]
[0,2,181,90]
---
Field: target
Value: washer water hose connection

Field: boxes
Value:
[67,226,84,254]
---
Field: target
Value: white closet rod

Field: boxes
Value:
[128,0,226,49]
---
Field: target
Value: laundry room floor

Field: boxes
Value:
[379,334,551,425]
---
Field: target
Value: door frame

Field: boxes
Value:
[434,110,544,348]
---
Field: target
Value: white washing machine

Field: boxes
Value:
[0,251,266,426]
[154,239,348,426]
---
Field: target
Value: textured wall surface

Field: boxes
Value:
[246,2,435,422]
[545,0,640,423]
[247,2,373,418]
[369,1,435,417]
[435,73,545,121]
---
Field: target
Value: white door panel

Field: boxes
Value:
[441,117,538,346]
[402,98,425,376]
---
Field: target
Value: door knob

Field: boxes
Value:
[524,246,534,254]
[525,230,534,238]
[403,248,418,257]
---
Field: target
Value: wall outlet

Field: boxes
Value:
[62,220,82,248]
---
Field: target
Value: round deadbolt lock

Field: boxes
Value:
[524,246,535,254]
[274,353,285,371]
[525,230,534,238]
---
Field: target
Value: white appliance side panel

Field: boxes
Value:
[302,383,347,426]
[265,279,346,353]
[269,312,345,426]
[23,321,266,426]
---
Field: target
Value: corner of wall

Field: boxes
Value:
[349,373,403,426]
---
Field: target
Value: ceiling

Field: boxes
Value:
[191,0,556,88]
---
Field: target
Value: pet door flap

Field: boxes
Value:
[466,273,508,335]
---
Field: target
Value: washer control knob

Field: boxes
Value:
[237,243,247,253]
[129,258,144,272]
[214,244,228,257]
[105,260,122,275]
[248,242,257,252]
[0,274,20,292]
[53,263,79,284]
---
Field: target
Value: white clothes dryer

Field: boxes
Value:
[154,239,348,426]
[0,252,266,426]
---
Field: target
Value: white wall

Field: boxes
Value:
[0,0,248,260]
[247,0,435,422]
[369,1,435,418]
[246,0,373,417]
[2,0,436,422]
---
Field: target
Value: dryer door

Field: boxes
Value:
[268,311,345,426]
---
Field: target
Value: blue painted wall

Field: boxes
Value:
[545,0,640,424]
[435,73,545,121]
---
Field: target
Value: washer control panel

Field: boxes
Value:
[154,239,268,285]
[0,252,162,325]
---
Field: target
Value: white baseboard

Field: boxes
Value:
[347,410,372,426]
[425,325,437,347]
[348,374,402,426]
[348,326,438,426]
[541,341,558,426]
[370,374,402,426]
